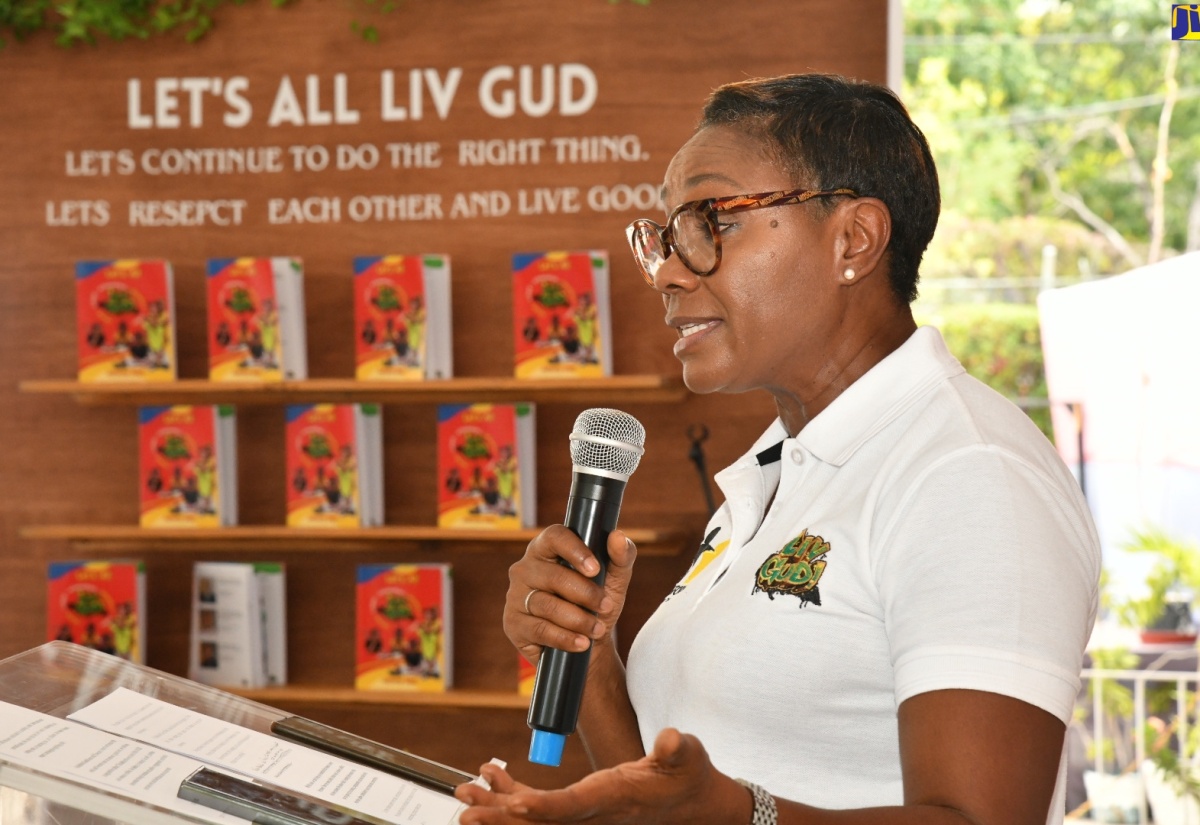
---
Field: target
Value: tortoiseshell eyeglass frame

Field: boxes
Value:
[625,187,858,286]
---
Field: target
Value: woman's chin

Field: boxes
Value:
[681,363,737,396]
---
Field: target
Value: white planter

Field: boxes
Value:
[1141,759,1200,825]
[1084,770,1144,823]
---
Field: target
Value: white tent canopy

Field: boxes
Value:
[1038,251,1200,599]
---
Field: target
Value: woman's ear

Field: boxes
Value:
[836,197,891,284]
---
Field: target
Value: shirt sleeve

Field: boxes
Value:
[873,445,1101,723]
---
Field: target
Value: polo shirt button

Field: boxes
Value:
[791,448,805,464]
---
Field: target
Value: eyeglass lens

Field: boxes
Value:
[631,207,718,282]
[631,222,668,279]
[672,209,717,275]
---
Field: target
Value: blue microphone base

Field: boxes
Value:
[528,729,567,766]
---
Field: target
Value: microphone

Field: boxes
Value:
[527,408,646,767]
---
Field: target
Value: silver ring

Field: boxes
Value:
[523,589,538,615]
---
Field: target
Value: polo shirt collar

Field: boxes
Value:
[795,325,964,466]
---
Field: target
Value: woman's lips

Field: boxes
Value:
[673,320,720,356]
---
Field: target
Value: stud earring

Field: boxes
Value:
[843,268,856,281]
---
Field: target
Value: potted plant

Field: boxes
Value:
[1113,529,1200,645]
[1077,645,1145,823]
[1141,726,1200,825]
[1085,529,1200,824]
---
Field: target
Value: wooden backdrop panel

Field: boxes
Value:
[0,0,886,784]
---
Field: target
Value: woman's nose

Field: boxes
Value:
[651,254,703,294]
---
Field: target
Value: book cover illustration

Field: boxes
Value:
[436,403,536,530]
[356,563,452,692]
[75,259,175,383]
[47,561,145,663]
[511,251,611,379]
[285,404,383,528]
[353,254,453,381]
[139,405,236,528]
[207,256,307,382]
[518,654,536,697]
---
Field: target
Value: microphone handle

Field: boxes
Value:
[527,472,627,738]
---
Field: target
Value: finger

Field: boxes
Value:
[511,526,608,613]
[506,785,598,823]
[650,727,688,767]
[607,529,638,572]
[504,599,597,658]
[515,532,639,654]
[528,524,602,576]
[594,530,638,624]
[457,805,525,825]
[508,559,606,618]
[504,567,602,653]
[455,782,492,806]
[502,527,611,655]
[480,762,524,794]
[455,764,528,808]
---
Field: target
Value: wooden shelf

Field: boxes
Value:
[19,524,689,556]
[229,685,529,710]
[18,376,687,406]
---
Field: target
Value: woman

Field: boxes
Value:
[457,73,1100,825]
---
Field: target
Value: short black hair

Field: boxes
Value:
[699,73,940,304]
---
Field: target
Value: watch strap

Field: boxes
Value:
[734,778,778,825]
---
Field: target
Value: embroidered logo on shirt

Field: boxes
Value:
[667,527,727,599]
[752,529,831,607]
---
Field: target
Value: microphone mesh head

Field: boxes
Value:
[569,408,646,480]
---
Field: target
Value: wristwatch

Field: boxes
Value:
[735,779,778,825]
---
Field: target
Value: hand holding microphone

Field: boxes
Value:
[511,408,646,767]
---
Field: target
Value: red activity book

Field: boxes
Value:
[47,560,146,664]
[511,251,610,379]
[355,563,453,692]
[76,259,176,382]
[436,403,536,530]
[353,254,453,381]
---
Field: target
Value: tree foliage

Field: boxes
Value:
[916,303,1052,438]
[0,0,641,48]
[906,0,1200,275]
[920,212,1123,287]
[0,0,409,47]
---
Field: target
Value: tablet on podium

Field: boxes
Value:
[0,642,482,825]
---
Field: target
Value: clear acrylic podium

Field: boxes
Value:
[0,641,319,825]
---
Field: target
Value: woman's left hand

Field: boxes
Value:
[454,728,748,825]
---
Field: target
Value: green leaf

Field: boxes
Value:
[915,303,1051,438]
[0,0,643,49]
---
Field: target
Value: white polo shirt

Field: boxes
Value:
[626,326,1100,820]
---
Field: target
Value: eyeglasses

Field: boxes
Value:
[625,187,857,286]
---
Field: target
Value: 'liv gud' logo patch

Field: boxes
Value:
[752,529,831,607]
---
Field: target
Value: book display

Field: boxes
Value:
[75,259,176,383]
[353,254,454,381]
[138,405,238,528]
[26,260,687,749]
[206,256,308,382]
[436,402,537,530]
[46,560,146,663]
[285,403,384,528]
[189,561,287,690]
[355,563,453,692]
[511,250,612,379]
